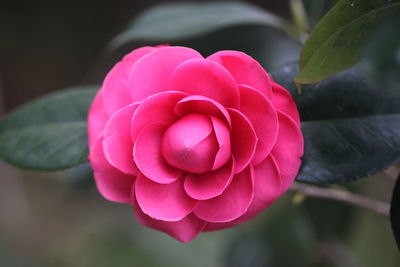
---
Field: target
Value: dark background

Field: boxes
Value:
[0,0,290,112]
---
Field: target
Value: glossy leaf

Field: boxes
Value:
[0,85,98,170]
[110,2,298,49]
[296,0,400,84]
[272,62,400,183]
[391,175,400,250]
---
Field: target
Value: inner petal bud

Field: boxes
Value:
[161,114,218,174]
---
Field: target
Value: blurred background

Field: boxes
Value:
[0,0,399,266]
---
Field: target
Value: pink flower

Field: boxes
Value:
[88,46,303,242]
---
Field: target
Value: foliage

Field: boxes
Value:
[0,86,97,170]
[273,63,400,183]
[296,0,400,85]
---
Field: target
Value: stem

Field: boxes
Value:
[290,183,390,217]
[289,0,310,32]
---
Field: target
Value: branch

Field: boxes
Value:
[289,183,390,217]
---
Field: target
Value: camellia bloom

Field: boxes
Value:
[88,46,303,242]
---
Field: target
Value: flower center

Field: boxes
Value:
[161,114,218,174]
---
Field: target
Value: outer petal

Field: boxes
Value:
[208,50,272,99]
[103,103,139,175]
[203,157,280,231]
[245,155,282,218]
[184,157,235,200]
[193,166,254,223]
[131,91,188,142]
[272,83,301,125]
[215,156,281,229]
[132,192,206,242]
[135,174,198,221]
[90,138,134,203]
[174,95,231,127]
[167,58,240,108]
[239,85,278,165]
[228,109,257,173]
[102,46,156,114]
[88,90,108,148]
[271,112,304,192]
[134,123,181,184]
[129,46,203,102]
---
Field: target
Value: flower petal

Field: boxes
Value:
[184,157,235,200]
[239,85,278,165]
[272,83,300,125]
[210,116,231,170]
[135,173,198,221]
[103,103,139,175]
[131,91,188,143]
[205,115,303,231]
[102,46,156,114]
[193,166,254,223]
[88,90,108,149]
[228,109,257,173]
[228,155,282,227]
[167,58,240,108]
[174,95,231,127]
[132,192,206,242]
[129,46,202,102]
[272,112,304,192]
[134,123,181,184]
[246,155,281,216]
[90,138,134,203]
[208,50,272,99]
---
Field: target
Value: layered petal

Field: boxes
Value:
[272,83,300,125]
[271,112,304,192]
[184,157,235,200]
[132,192,206,242]
[231,155,281,226]
[129,46,202,102]
[203,157,280,231]
[239,85,278,165]
[193,166,254,222]
[133,123,181,184]
[246,155,281,217]
[88,46,305,242]
[135,174,198,221]
[167,58,240,108]
[102,46,156,114]
[208,50,272,99]
[103,103,139,175]
[174,95,231,127]
[88,90,108,148]
[210,116,231,170]
[228,109,257,173]
[90,138,134,203]
[131,91,188,142]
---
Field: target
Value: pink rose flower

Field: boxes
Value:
[88,46,303,242]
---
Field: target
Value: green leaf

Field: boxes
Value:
[390,174,400,250]
[272,62,400,184]
[0,85,99,170]
[110,2,299,49]
[295,0,400,85]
